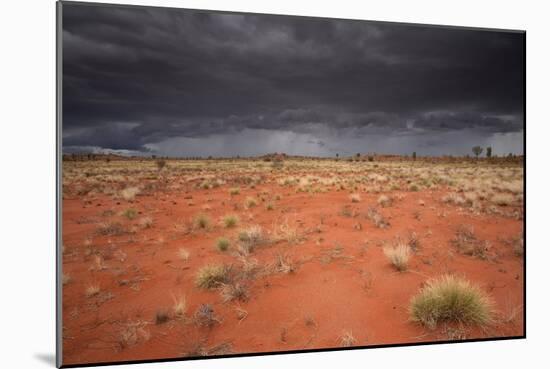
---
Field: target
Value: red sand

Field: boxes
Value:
[62,184,524,365]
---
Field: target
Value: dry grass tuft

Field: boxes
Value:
[338,331,357,347]
[116,320,150,350]
[410,275,493,329]
[178,247,190,261]
[220,282,249,302]
[139,216,153,228]
[349,193,361,203]
[491,193,515,206]
[123,208,138,220]
[216,237,230,252]
[193,214,211,230]
[383,242,411,271]
[172,294,187,318]
[377,194,392,207]
[85,284,101,298]
[442,192,466,206]
[367,207,389,228]
[194,304,220,327]
[96,222,126,236]
[120,186,140,201]
[338,331,356,347]
[451,226,490,259]
[505,232,524,257]
[238,225,268,253]
[276,221,304,245]
[223,214,239,228]
[408,232,421,253]
[195,264,231,289]
[244,196,257,209]
[274,253,296,274]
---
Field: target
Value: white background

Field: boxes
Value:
[0,0,546,368]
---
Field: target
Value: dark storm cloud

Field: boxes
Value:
[62,3,524,156]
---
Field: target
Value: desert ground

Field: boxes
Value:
[61,156,524,365]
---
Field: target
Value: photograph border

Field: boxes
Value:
[55,1,526,367]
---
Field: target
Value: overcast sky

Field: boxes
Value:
[62,3,524,157]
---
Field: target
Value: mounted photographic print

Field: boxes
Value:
[57,1,525,367]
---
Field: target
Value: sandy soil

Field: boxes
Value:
[61,165,524,365]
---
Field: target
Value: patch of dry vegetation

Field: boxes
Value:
[193,214,211,230]
[195,264,231,289]
[172,294,187,318]
[222,214,239,228]
[367,207,390,229]
[237,225,269,254]
[377,194,392,207]
[96,222,126,236]
[120,187,140,201]
[216,237,230,252]
[338,331,356,347]
[244,196,257,209]
[451,225,490,259]
[193,303,220,327]
[349,193,361,203]
[178,247,190,261]
[383,241,411,271]
[220,282,249,302]
[85,284,101,298]
[410,275,493,329]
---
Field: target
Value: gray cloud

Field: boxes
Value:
[62,3,524,157]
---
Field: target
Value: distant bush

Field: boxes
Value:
[472,146,483,158]
[272,157,284,169]
[156,159,166,170]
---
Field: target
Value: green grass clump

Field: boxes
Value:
[245,196,257,209]
[216,237,230,252]
[410,275,493,329]
[195,264,230,289]
[123,208,138,220]
[229,187,240,196]
[223,215,239,228]
[193,214,211,230]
